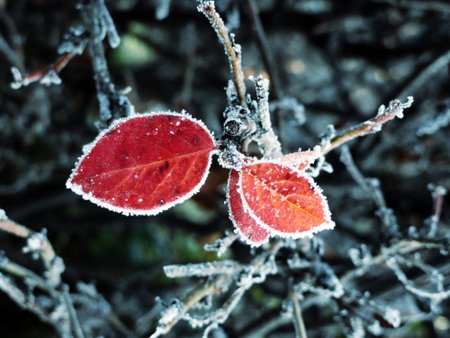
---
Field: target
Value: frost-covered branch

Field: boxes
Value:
[0,209,130,337]
[10,27,87,89]
[321,97,414,155]
[386,256,450,310]
[340,145,399,235]
[197,0,247,105]
[246,0,282,100]
[151,240,283,337]
[80,0,134,124]
[290,289,308,338]
[250,75,283,158]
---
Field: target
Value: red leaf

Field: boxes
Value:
[227,169,270,246]
[67,112,216,215]
[239,162,334,237]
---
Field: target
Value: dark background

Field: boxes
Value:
[0,0,449,337]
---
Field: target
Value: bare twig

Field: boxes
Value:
[197,1,247,105]
[10,52,81,89]
[397,48,450,99]
[291,289,308,338]
[80,0,133,123]
[246,0,282,100]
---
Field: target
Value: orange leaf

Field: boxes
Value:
[239,162,334,237]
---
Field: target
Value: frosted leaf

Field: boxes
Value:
[347,317,365,338]
[67,111,216,216]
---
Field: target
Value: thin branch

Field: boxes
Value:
[341,239,444,285]
[291,289,308,338]
[251,75,283,158]
[246,0,282,100]
[321,97,414,155]
[10,52,80,89]
[0,218,32,238]
[197,1,247,105]
[62,286,86,338]
[397,48,450,99]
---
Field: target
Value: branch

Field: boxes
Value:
[291,289,308,338]
[197,1,247,105]
[321,96,414,155]
[246,0,282,100]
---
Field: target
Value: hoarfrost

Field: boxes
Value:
[204,231,236,257]
[22,230,49,260]
[163,260,240,278]
[348,244,372,267]
[384,307,401,328]
[0,208,6,221]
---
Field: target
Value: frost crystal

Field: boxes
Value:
[384,307,401,328]
[22,230,48,260]
[39,70,62,86]
[0,208,6,221]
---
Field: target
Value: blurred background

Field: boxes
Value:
[0,0,449,337]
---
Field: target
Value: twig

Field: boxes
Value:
[341,239,444,285]
[321,97,414,155]
[397,48,450,99]
[62,286,86,338]
[150,240,284,337]
[10,52,80,89]
[246,0,282,100]
[80,0,133,123]
[340,146,399,233]
[251,75,283,158]
[291,289,308,338]
[0,218,31,238]
[197,1,247,105]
